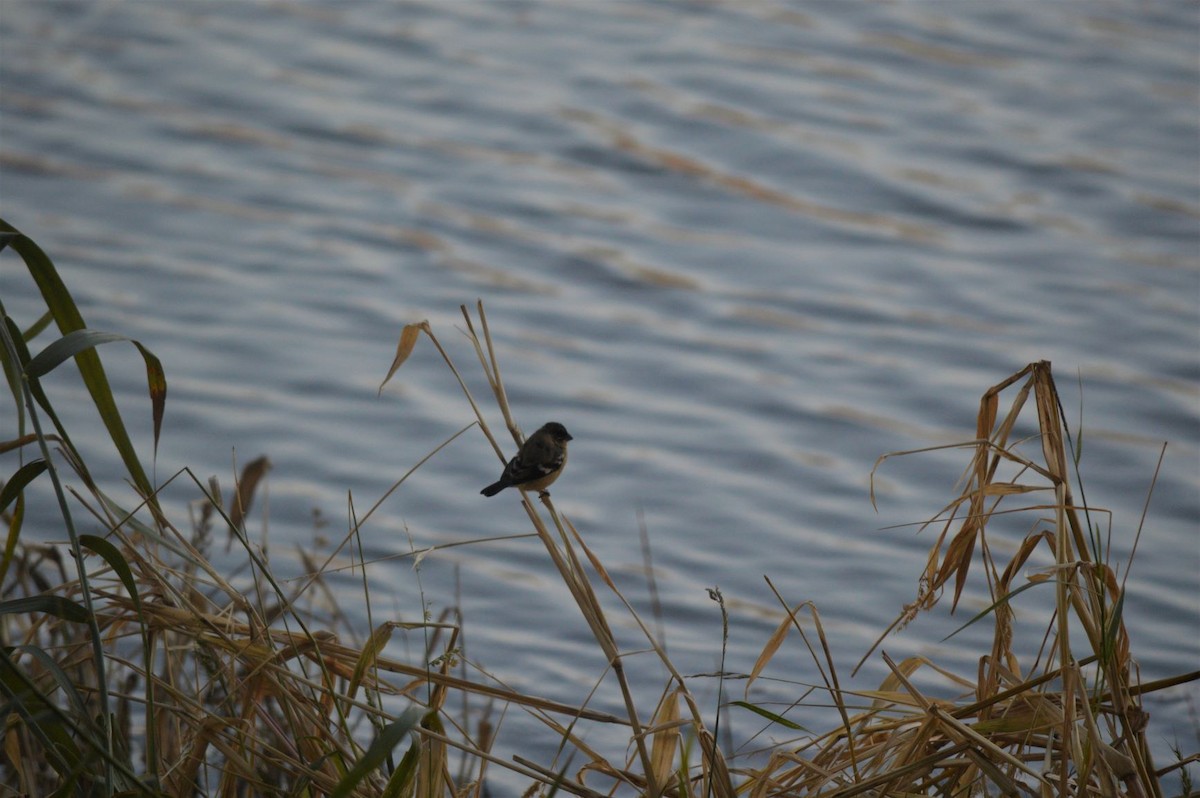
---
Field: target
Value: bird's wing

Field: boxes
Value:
[503,453,561,485]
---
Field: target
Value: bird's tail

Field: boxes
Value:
[480,481,507,497]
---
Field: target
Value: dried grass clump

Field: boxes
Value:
[2,220,1195,797]
[741,362,1196,797]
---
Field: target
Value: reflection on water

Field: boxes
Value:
[3,0,1197,784]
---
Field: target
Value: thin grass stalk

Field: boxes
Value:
[508,755,612,798]
[1054,392,1157,796]
[1124,443,1165,593]
[466,301,518,439]
[247,656,603,793]
[565,517,694,699]
[566,519,740,798]
[532,499,663,795]
[348,493,393,751]
[52,489,167,780]
[1052,482,1076,796]
[1068,663,1130,793]
[762,578,862,785]
[417,318,503,460]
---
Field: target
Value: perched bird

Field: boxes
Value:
[481,422,573,497]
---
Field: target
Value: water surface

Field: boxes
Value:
[2,1,1197,788]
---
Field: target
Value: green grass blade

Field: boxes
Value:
[26,330,131,377]
[0,459,47,513]
[80,534,142,612]
[0,219,160,512]
[2,314,91,487]
[10,643,93,719]
[1,311,30,438]
[330,708,422,798]
[941,578,1061,642]
[729,700,809,732]
[0,595,92,624]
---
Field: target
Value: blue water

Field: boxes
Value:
[3,1,1197,791]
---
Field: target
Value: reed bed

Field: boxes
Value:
[1,220,1195,797]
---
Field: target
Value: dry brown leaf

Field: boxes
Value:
[229,455,271,533]
[378,321,428,394]
[746,603,809,699]
[977,390,998,443]
[929,522,977,612]
[649,689,683,789]
[998,531,1054,594]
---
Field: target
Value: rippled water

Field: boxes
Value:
[3,1,1197,788]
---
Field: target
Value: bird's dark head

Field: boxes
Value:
[541,422,573,442]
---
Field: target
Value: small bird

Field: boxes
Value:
[481,422,573,497]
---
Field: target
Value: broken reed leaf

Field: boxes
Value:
[132,341,167,456]
[229,455,271,532]
[998,531,1055,592]
[22,309,55,341]
[928,522,978,613]
[2,243,163,515]
[978,390,999,441]
[0,494,24,589]
[378,321,428,395]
